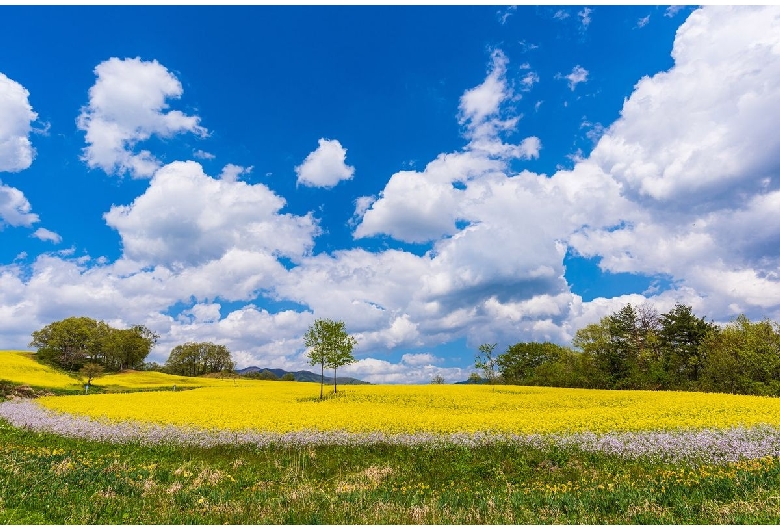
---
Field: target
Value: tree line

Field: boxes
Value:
[487,303,780,396]
[28,316,358,399]
[29,316,233,378]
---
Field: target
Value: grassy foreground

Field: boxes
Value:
[3,420,780,524]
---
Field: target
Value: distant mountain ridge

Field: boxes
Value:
[238,366,370,385]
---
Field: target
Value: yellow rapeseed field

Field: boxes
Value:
[91,370,244,390]
[0,350,239,392]
[35,383,780,434]
[0,350,81,389]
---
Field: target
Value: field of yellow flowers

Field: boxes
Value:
[33,380,780,435]
[0,350,239,392]
[0,350,82,390]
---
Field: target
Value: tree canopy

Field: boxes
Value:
[304,318,357,398]
[30,317,158,372]
[164,342,234,377]
[491,303,780,397]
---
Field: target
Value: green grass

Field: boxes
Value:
[2,420,780,524]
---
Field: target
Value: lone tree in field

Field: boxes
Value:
[304,318,357,398]
[79,362,104,386]
[475,342,498,384]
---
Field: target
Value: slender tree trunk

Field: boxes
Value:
[334,367,337,393]
[320,361,324,399]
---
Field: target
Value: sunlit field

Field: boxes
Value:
[5,353,780,523]
[0,350,243,393]
[0,350,82,390]
[34,382,780,435]
[90,369,244,391]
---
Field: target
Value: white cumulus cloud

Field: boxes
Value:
[219,163,253,182]
[77,57,208,178]
[295,138,354,188]
[104,161,319,268]
[0,181,38,228]
[32,228,61,243]
[0,72,37,172]
[0,72,40,229]
[568,5,780,320]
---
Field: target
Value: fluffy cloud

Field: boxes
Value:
[353,152,503,243]
[458,50,510,127]
[0,181,38,227]
[0,251,314,368]
[104,161,319,267]
[345,6,780,361]
[569,5,780,318]
[401,352,442,366]
[162,305,315,369]
[0,72,37,172]
[77,57,208,178]
[32,228,61,243]
[592,6,780,206]
[295,138,355,188]
[0,72,39,229]
[355,52,542,244]
[219,163,252,182]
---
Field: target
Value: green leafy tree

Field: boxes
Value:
[165,342,234,376]
[634,302,665,388]
[475,343,498,384]
[30,316,102,370]
[102,325,159,371]
[304,318,357,398]
[606,304,641,388]
[79,362,104,386]
[498,342,576,386]
[529,346,592,388]
[700,315,780,395]
[281,373,296,382]
[572,318,614,389]
[430,374,445,384]
[30,317,158,372]
[659,303,715,387]
[327,329,357,394]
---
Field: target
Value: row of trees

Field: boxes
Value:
[487,303,780,396]
[29,317,236,379]
[29,316,359,398]
[30,316,159,372]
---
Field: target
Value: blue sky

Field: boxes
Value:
[2,5,780,383]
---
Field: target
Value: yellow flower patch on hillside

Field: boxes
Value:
[91,370,247,390]
[0,350,81,389]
